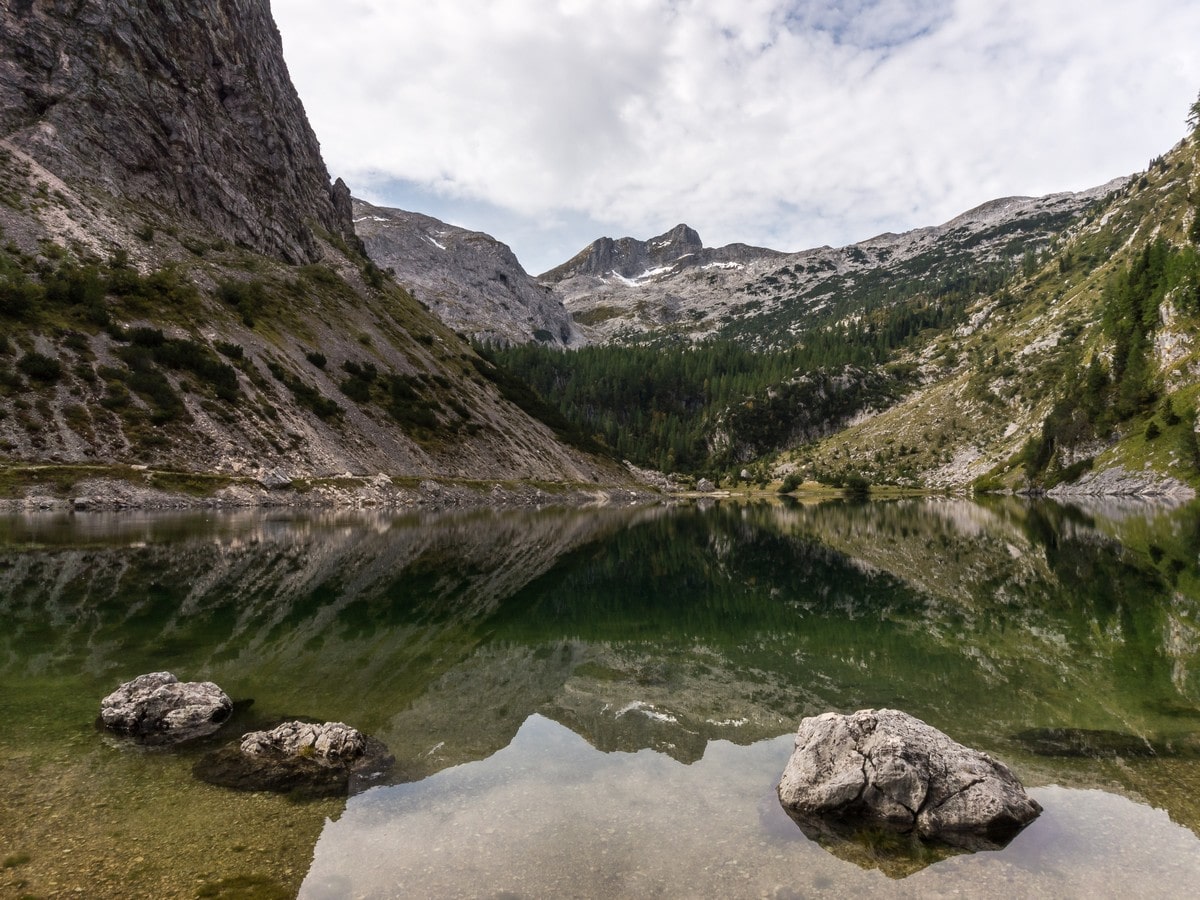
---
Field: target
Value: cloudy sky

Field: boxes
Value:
[273,0,1200,275]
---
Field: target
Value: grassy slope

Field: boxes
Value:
[0,146,618,490]
[782,136,1200,492]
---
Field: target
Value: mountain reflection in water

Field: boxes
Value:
[1,497,1199,897]
[303,714,1200,898]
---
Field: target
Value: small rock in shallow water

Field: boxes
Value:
[99,672,232,744]
[195,720,392,798]
[241,721,367,762]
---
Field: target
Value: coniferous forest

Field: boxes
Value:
[482,285,988,475]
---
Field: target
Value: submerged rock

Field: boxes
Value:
[99,672,232,745]
[778,709,1041,852]
[194,720,393,798]
[1014,727,1161,759]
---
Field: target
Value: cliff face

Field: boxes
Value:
[354,199,581,347]
[0,0,352,263]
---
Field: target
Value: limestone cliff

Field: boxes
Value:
[0,0,353,263]
[354,199,580,347]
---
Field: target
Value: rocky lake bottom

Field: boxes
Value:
[2,497,1200,897]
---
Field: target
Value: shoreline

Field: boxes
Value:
[1,464,1193,515]
[0,464,663,513]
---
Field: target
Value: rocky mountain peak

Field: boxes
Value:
[540,222,774,285]
[547,181,1124,345]
[651,223,704,256]
[539,223,703,282]
[0,0,353,263]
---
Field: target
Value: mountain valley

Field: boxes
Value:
[0,0,1197,503]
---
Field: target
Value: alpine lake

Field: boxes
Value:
[3,495,1200,899]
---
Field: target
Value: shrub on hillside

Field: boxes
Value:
[16,351,61,383]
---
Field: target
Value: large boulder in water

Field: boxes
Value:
[99,672,232,744]
[194,721,393,798]
[778,709,1041,851]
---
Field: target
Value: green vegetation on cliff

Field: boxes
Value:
[1020,237,1200,486]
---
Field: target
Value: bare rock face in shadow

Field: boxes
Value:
[778,709,1041,874]
[98,672,232,745]
[194,721,393,799]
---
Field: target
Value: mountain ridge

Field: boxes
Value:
[539,222,782,285]
[545,180,1128,346]
[483,136,1198,495]
[784,139,1200,494]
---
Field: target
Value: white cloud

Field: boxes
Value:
[274,0,1200,273]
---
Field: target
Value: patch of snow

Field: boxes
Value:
[425,235,447,251]
[702,261,744,271]
[614,701,678,724]
[605,266,676,287]
[637,265,675,281]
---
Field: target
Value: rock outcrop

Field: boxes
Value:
[777,709,1041,850]
[0,0,352,263]
[1046,465,1196,500]
[99,672,232,744]
[353,199,581,346]
[194,720,392,797]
